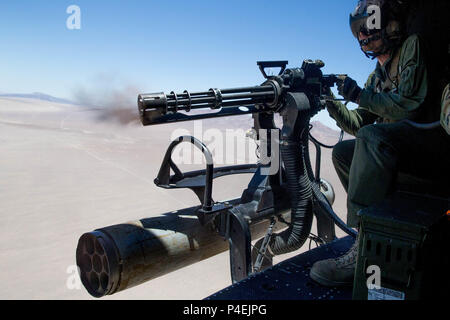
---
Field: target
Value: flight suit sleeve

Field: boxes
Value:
[326,72,378,136]
[358,34,428,121]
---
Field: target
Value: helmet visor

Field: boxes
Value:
[351,0,369,18]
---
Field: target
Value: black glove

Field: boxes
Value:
[337,76,362,103]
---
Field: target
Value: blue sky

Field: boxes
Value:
[0,0,376,128]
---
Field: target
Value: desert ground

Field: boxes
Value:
[0,96,350,300]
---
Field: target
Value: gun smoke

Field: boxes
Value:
[72,75,143,126]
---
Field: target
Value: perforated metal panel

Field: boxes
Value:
[206,237,354,300]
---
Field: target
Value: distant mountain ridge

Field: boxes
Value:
[0,92,76,105]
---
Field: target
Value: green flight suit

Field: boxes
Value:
[326,34,450,228]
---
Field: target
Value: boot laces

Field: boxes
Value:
[335,241,358,267]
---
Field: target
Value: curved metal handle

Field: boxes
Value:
[257,60,288,79]
[155,136,214,211]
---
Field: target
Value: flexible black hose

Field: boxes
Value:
[269,130,314,255]
[303,138,358,238]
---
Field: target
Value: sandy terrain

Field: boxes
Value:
[0,97,350,300]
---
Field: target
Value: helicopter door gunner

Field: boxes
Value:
[309,0,450,287]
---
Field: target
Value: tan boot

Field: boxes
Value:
[309,240,358,287]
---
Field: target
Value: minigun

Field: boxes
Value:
[138,60,343,126]
[76,59,356,298]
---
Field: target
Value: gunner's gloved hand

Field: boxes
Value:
[337,76,362,104]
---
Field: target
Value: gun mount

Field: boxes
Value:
[76,59,356,298]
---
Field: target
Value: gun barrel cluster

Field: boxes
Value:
[138,85,276,115]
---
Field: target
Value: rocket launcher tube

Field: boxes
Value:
[76,201,291,298]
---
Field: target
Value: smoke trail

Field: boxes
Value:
[72,73,144,125]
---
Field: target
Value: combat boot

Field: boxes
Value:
[309,240,358,287]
